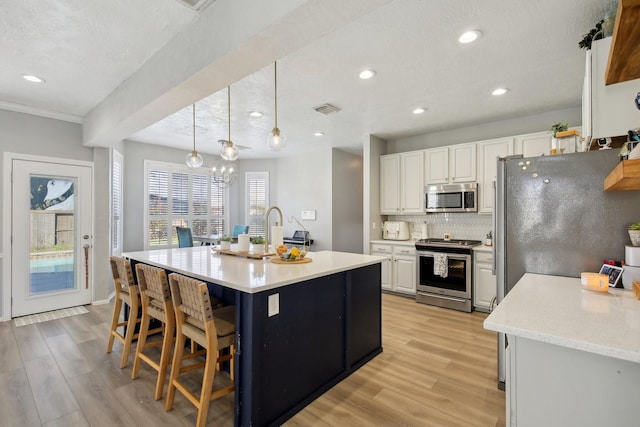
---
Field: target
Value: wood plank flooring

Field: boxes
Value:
[0,293,505,426]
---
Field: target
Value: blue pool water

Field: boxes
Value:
[30,254,75,293]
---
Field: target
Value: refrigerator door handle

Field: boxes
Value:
[492,180,497,276]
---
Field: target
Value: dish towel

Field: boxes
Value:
[433,253,448,278]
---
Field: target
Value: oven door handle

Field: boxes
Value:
[416,251,470,261]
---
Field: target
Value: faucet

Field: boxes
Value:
[265,206,283,249]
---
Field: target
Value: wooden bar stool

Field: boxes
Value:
[131,263,174,400]
[106,256,142,369]
[165,273,236,427]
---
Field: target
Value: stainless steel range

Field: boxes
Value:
[415,238,481,312]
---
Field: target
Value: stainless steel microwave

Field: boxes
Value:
[425,183,478,213]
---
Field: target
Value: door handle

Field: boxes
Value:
[83,244,89,289]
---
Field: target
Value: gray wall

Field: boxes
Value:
[332,149,363,254]
[364,135,387,249]
[0,110,95,319]
[276,149,333,251]
[388,106,582,152]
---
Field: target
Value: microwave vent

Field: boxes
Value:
[313,103,341,115]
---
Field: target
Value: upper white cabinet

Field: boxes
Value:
[425,143,476,185]
[380,154,400,214]
[424,147,449,184]
[514,131,552,158]
[587,37,640,139]
[477,137,513,213]
[400,151,425,214]
[449,143,476,183]
[380,151,424,215]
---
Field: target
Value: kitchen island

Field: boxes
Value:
[484,273,640,427]
[123,246,384,427]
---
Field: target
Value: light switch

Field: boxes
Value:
[268,293,279,317]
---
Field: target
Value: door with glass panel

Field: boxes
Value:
[11,159,93,317]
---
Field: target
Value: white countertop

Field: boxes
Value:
[484,273,640,363]
[123,246,384,294]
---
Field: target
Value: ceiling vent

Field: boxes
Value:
[175,0,215,10]
[313,103,341,115]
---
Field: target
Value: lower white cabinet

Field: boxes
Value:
[371,243,416,295]
[473,249,496,312]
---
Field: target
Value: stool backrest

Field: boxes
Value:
[110,256,136,294]
[135,264,171,302]
[168,273,217,337]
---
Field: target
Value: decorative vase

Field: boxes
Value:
[251,243,265,254]
[629,230,640,246]
[485,239,492,247]
[220,241,231,250]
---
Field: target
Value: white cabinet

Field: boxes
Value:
[449,143,476,183]
[588,37,640,139]
[473,249,495,312]
[371,243,416,295]
[380,151,424,214]
[477,137,513,214]
[380,154,400,214]
[424,147,449,184]
[425,143,476,185]
[514,131,551,158]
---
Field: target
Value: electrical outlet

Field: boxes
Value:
[268,293,279,317]
[372,222,376,229]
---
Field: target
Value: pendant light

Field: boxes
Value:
[220,86,239,161]
[266,61,286,151]
[185,103,204,168]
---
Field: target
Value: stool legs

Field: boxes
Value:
[106,296,123,354]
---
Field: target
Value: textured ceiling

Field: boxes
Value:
[0,0,610,159]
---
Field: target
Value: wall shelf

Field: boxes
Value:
[605,0,640,85]
[604,159,640,190]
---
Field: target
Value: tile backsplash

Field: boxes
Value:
[387,213,492,241]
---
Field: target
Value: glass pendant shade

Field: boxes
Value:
[220,140,239,161]
[186,103,203,168]
[186,150,204,168]
[210,160,236,188]
[267,127,287,151]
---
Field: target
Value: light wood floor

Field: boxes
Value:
[0,293,505,426]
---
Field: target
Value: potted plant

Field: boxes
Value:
[629,222,640,246]
[550,122,569,137]
[250,236,266,254]
[485,231,492,247]
[219,235,232,250]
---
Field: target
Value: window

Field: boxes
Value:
[245,172,269,237]
[111,149,123,256]
[144,161,228,248]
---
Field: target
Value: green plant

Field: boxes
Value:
[220,235,233,242]
[550,122,569,136]
[578,19,604,50]
[251,236,266,244]
[486,231,492,239]
[628,222,640,230]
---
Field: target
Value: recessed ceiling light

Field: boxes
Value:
[314,132,325,137]
[458,30,481,44]
[492,87,509,96]
[22,74,45,83]
[413,107,427,115]
[248,111,263,117]
[359,69,376,79]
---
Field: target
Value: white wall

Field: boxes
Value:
[363,135,387,251]
[231,158,279,228]
[276,149,332,251]
[388,106,582,152]
[0,110,95,319]
[332,149,363,254]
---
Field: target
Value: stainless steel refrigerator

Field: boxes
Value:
[493,149,640,390]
